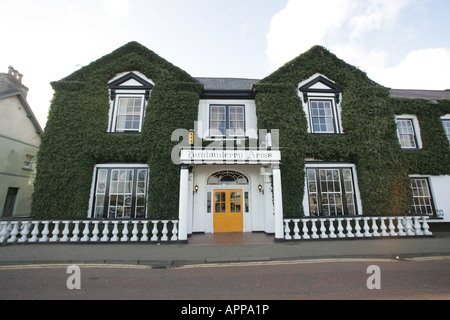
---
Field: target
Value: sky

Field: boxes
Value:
[1,0,449,129]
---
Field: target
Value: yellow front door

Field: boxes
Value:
[213,190,243,233]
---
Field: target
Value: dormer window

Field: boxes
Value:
[107,72,154,133]
[298,74,344,134]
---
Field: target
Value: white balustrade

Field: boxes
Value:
[0,219,180,244]
[61,221,71,242]
[141,221,149,241]
[18,221,31,243]
[363,218,372,237]
[302,219,310,240]
[81,221,91,242]
[161,221,169,241]
[0,216,434,244]
[388,217,398,236]
[380,217,389,236]
[345,218,354,238]
[336,219,345,238]
[50,221,60,242]
[396,217,406,236]
[328,218,336,238]
[171,221,178,241]
[101,221,110,242]
[319,219,328,239]
[422,217,432,236]
[283,216,433,240]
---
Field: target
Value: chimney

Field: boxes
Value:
[0,66,29,97]
[8,66,24,84]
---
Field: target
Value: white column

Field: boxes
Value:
[272,165,284,240]
[178,165,190,242]
[263,172,275,233]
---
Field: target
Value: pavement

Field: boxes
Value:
[0,232,449,267]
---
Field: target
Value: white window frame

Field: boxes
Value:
[109,93,147,133]
[409,175,436,216]
[395,114,422,149]
[209,104,246,138]
[441,114,450,146]
[303,163,363,217]
[87,164,149,219]
[306,97,342,134]
[197,99,258,141]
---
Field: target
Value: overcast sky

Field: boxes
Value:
[1,0,449,129]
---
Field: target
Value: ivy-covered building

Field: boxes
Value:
[32,42,450,240]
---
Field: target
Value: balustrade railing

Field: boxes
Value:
[0,219,179,244]
[283,216,433,240]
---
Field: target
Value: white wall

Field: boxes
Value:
[197,99,258,140]
[190,165,274,234]
[429,175,450,222]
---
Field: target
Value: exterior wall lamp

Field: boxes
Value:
[194,185,199,193]
[258,184,263,193]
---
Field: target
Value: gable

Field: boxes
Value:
[261,45,377,89]
[62,41,195,84]
[108,71,154,100]
[299,73,343,93]
[0,92,42,144]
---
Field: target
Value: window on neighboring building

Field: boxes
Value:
[442,117,450,145]
[2,188,19,218]
[23,154,35,170]
[410,178,435,216]
[306,167,357,217]
[395,115,422,149]
[209,105,245,137]
[107,72,153,133]
[91,166,149,219]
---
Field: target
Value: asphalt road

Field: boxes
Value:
[1,258,448,302]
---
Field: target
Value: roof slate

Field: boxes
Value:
[195,77,450,101]
[389,89,450,100]
[195,77,258,91]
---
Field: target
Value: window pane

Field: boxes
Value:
[92,167,148,219]
[397,119,416,148]
[411,178,434,215]
[115,97,143,131]
[210,105,245,137]
[310,100,335,133]
[309,168,357,217]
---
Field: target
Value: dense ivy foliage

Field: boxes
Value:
[32,43,450,219]
[32,42,200,219]
[256,45,449,217]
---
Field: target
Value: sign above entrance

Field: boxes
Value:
[180,149,281,164]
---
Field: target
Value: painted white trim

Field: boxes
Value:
[297,74,344,134]
[108,71,155,86]
[441,114,450,147]
[395,114,423,149]
[108,94,147,133]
